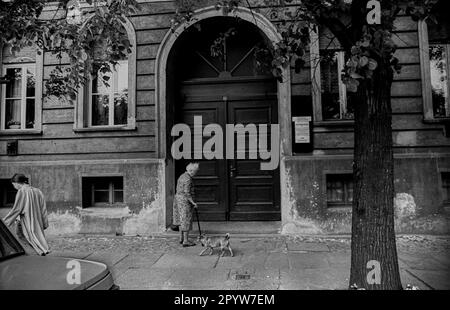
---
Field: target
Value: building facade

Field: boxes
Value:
[0,0,449,235]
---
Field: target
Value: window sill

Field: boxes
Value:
[0,129,42,136]
[423,118,450,124]
[314,120,354,127]
[74,126,136,133]
[326,206,352,213]
[87,204,126,208]
[79,206,131,218]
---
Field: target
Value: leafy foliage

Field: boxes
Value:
[173,0,438,91]
[0,0,139,100]
[1,0,438,99]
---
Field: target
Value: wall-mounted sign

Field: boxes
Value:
[292,116,312,144]
[366,0,381,25]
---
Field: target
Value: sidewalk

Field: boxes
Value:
[47,234,450,290]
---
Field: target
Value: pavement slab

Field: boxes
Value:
[324,252,351,269]
[49,250,92,260]
[84,251,129,267]
[405,269,450,290]
[265,252,289,270]
[287,241,330,252]
[427,252,450,270]
[230,269,281,290]
[400,269,432,290]
[165,268,230,289]
[152,253,219,269]
[398,252,449,271]
[45,234,450,290]
[114,253,164,269]
[116,268,174,290]
[279,269,349,290]
[288,252,330,270]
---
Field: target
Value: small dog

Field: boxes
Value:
[198,233,234,257]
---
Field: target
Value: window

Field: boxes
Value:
[326,174,353,208]
[419,16,450,120]
[82,177,124,207]
[1,65,36,130]
[310,28,354,122]
[0,179,17,208]
[89,61,128,127]
[320,51,354,120]
[0,45,43,132]
[442,172,450,206]
[75,18,136,131]
[429,44,450,118]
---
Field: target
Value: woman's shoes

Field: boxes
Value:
[182,242,196,247]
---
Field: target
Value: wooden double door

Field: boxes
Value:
[175,79,281,221]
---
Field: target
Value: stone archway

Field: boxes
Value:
[155,6,292,227]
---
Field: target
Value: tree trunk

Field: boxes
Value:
[349,60,402,290]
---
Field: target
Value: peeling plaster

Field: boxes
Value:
[280,168,450,235]
[46,210,81,236]
[394,193,418,220]
[395,214,450,234]
[281,165,324,235]
[393,193,449,234]
[122,164,165,235]
[122,192,164,235]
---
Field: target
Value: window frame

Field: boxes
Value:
[0,46,43,135]
[74,17,136,132]
[87,60,129,127]
[325,173,354,209]
[81,175,125,208]
[310,29,352,124]
[419,19,450,121]
[90,179,124,207]
[441,171,450,207]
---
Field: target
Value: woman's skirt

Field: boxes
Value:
[174,194,193,231]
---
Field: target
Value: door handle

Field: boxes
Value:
[230,167,237,178]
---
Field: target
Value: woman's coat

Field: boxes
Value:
[3,184,49,255]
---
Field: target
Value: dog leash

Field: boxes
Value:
[195,208,202,236]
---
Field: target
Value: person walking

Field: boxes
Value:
[3,174,50,256]
[173,163,199,247]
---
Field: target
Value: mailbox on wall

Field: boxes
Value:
[292,116,313,153]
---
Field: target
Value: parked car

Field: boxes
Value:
[0,219,119,290]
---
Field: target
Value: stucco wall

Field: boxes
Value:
[281,155,450,235]
[0,159,165,236]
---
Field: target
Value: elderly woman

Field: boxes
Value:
[173,163,199,247]
[3,174,50,256]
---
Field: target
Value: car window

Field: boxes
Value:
[0,220,24,261]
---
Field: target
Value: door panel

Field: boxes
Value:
[175,98,227,221]
[175,85,280,221]
[227,98,280,221]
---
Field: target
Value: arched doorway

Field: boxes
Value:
[156,6,292,226]
[169,17,280,221]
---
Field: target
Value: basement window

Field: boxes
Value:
[326,174,353,208]
[82,176,124,208]
[0,179,17,208]
[442,172,450,206]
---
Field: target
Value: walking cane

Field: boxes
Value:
[195,207,202,237]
